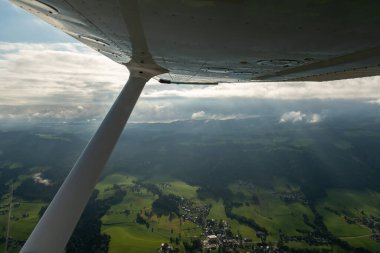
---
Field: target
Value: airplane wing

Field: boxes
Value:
[11,0,380,83]
[8,1,379,252]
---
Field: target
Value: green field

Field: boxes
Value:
[96,175,380,252]
[229,181,313,240]
[206,199,257,240]
[317,189,380,251]
[1,173,380,252]
[232,202,313,240]
[0,193,46,253]
[96,173,137,200]
[140,176,200,200]
[104,226,166,253]
[227,182,380,251]
[7,201,46,240]
[98,174,201,253]
[286,241,336,251]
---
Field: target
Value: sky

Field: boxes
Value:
[1,0,380,128]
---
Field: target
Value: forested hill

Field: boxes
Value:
[112,117,380,201]
[1,116,380,203]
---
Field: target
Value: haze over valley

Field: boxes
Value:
[1,102,380,252]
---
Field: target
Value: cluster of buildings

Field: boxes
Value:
[345,214,380,242]
[179,199,211,226]
[202,219,229,250]
[158,243,174,253]
[202,219,278,252]
[155,200,280,253]
[277,190,308,205]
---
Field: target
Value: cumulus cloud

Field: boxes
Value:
[280,111,322,124]
[32,173,51,186]
[280,111,306,123]
[191,111,206,119]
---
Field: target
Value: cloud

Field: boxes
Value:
[0,104,106,127]
[368,99,380,105]
[0,42,128,106]
[1,42,380,125]
[308,113,322,124]
[32,173,51,186]
[280,111,322,124]
[2,42,380,105]
[191,110,257,121]
[280,111,306,123]
[191,111,206,119]
[143,77,380,100]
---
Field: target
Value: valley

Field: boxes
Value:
[0,117,380,252]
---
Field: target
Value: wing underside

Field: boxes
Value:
[11,0,380,82]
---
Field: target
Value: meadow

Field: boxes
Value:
[317,189,380,252]
[95,174,380,252]
[1,171,379,252]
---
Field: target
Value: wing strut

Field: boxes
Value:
[21,0,167,251]
[20,63,163,253]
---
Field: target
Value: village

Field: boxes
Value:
[179,198,211,226]
[158,194,280,253]
[159,216,280,253]
[201,219,279,253]
[277,190,308,205]
[344,214,380,243]
[155,182,324,253]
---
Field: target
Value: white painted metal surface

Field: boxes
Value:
[10,0,380,82]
